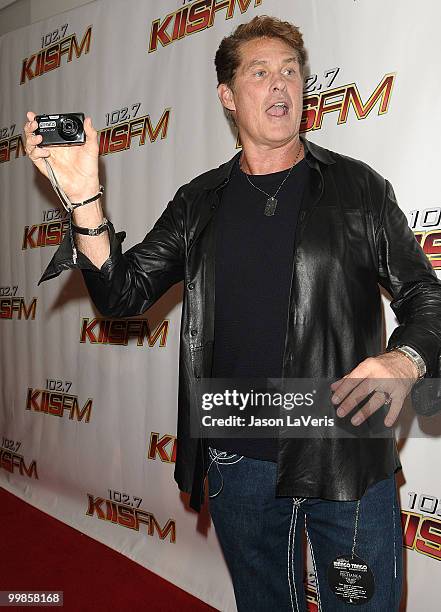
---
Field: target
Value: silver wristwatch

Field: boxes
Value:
[393,345,427,379]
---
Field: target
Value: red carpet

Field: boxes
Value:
[0,487,218,611]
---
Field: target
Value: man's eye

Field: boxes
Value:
[255,70,266,77]
[284,68,295,76]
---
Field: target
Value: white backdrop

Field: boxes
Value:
[1,1,440,610]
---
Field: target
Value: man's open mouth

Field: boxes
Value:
[266,102,289,117]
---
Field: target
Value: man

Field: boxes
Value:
[24,15,441,612]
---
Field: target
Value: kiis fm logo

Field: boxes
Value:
[20,25,92,85]
[301,73,395,132]
[80,318,169,346]
[0,134,25,163]
[149,0,263,52]
[408,207,441,270]
[98,108,170,156]
[148,432,177,463]
[26,387,92,423]
[401,491,441,561]
[86,493,176,542]
[0,292,37,320]
[22,219,69,250]
[0,438,38,479]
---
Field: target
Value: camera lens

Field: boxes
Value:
[59,116,79,138]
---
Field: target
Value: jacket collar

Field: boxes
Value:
[200,136,335,191]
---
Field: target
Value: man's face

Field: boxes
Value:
[218,37,304,150]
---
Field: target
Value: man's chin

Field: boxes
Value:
[262,129,298,148]
[238,125,298,149]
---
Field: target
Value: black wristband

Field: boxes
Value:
[71,185,104,209]
[71,217,109,236]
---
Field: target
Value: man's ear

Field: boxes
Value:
[217,83,236,112]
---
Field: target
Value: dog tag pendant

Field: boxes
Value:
[264,196,278,216]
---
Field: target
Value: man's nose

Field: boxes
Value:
[271,75,287,92]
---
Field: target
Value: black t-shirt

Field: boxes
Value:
[208,157,309,461]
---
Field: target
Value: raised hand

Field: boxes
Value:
[24,111,100,202]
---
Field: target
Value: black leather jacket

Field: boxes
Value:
[40,138,441,512]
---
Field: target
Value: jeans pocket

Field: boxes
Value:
[207,447,244,498]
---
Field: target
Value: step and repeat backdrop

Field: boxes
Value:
[1,1,440,610]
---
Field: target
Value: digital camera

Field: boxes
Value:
[35,113,85,146]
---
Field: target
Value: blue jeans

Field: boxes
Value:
[207,448,403,612]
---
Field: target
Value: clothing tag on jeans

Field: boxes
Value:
[327,554,375,605]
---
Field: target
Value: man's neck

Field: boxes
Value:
[239,136,304,175]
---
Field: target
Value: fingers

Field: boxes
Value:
[24,112,51,166]
[24,118,36,136]
[28,133,42,147]
[384,397,403,427]
[24,111,38,136]
[350,391,391,426]
[330,364,370,400]
[25,111,36,133]
[25,132,51,160]
[334,378,377,418]
[84,116,93,131]
[330,355,409,427]
[334,381,405,427]
[331,373,375,408]
[84,116,98,150]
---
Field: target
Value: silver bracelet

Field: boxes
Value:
[393,345,427,379]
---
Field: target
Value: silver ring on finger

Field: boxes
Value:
[380,391,392,406]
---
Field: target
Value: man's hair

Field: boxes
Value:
[215,15,307,88]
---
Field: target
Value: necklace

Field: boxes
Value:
[242,142,303,216]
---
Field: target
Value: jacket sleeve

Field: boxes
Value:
[376,179,441,414]
[39,188,186,318]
